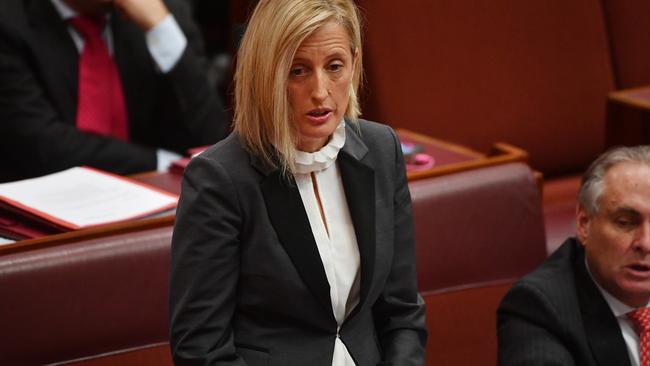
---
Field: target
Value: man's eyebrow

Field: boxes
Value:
[610,207,641,216]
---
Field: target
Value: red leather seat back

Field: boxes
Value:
[0,227,173,365]
[410,163,546,292]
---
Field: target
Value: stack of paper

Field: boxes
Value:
[0,167,178,232]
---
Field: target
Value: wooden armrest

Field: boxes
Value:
[0,215,174,256]
[407,141,531,182]
[609,85,650,111]
[487,142,529,162]
[606,85,650,147]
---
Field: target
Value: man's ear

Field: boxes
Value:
[576,204,592,246]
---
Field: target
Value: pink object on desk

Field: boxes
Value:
[406,153,435,171]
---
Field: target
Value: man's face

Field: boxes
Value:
[63,0,114,17]
[578,162,650,307]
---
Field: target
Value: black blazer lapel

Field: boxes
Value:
[575,247,632,366]
[26,0,78,123]
[339,126,376,310]
[260,168,333,315]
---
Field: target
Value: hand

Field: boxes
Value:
[113,0,170,31]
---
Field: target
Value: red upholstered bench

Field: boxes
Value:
[0,227,174,365]
[0,162,545,364]
[410,162,547,292]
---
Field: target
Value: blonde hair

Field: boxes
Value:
[233,0,363,175]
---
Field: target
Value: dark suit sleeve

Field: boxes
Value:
[498,283,576,366]
[0,27,157,181]
[156,0,227,152]
[169,155,247,366]
[372,126,427,366]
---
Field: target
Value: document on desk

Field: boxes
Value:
[0,167,178,230]
[0,237,15,246]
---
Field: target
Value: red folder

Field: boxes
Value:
[168,145,211,175]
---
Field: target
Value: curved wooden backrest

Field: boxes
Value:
[423,280,514,366]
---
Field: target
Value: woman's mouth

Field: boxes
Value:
[306,109,333,124]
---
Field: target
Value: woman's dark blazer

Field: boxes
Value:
[169,119,427,366]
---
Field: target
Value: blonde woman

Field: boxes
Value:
[169,1,426,365]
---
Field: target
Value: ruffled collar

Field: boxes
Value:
[294,120,346,174]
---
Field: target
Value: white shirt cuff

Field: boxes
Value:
[156,148,183,172]
[145,15,188,73]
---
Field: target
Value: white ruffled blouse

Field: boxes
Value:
[293,121,360,366]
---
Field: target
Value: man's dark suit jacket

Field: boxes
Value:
[0,0,226,182]
[497,238,632,365]
[169,120,427,366]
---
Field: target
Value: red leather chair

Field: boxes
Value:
[0,227,174,365]
[410,162,546,292]
[356,0,616,254]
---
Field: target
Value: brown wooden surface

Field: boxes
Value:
[607,85,650,147]
[130,171,183,196]
[423,280,513,366]
[0,130,532,253]
[399,129,529,182]
[62,343,172,366]
[0,215,174,256]
[609,85,650,110]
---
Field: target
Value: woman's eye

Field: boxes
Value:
[328,63,344,72]
[290,67,305,76]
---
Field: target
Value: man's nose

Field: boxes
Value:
[634,222,650,252]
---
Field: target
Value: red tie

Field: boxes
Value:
[629,307,650,366]
[69,16,129,140]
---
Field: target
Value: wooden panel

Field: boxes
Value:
[61,343,172,366]
[602,0,650,88]
[358,0,613,176]
[423,281,513,366]
[607,85,650,147]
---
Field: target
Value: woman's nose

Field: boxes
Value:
[310,70,329,102]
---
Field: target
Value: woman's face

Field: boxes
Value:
[287,21,356,152]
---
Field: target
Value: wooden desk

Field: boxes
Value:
[607,85,650,146]
[398,129,530,181]
[0,130,531,253]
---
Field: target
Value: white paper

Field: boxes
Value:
[0,167,178,228]
[0,237,15,245]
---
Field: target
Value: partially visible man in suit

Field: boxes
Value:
[498,145,650,366]
[0,0,226,182]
